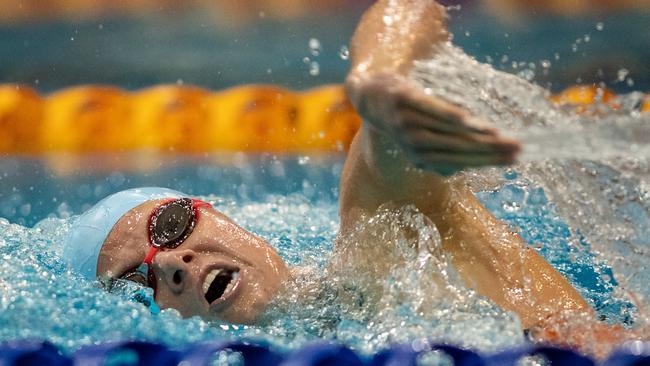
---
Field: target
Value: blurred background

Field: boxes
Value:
[0,0,649,226]
[0,0,648,93]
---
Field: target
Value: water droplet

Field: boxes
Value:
[617,69,629,82]
[309,61,320,76]
[584,34,591,43]
[298,156,310,165]
[518,69,535,81]
[309,38,322,56]
[596,22,604,31]
[554,52,561,60]
[176,79,184,85]
[338,45,349,60]
[464,31,471,37]
[98,24,104,30]
[303,57,310,64]
[540,60,551,69]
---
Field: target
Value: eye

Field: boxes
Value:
[121,269,148,287]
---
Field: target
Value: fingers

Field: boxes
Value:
[351,73,522,174]
[393,94,521,175]
[397,106,521,160]
[396,91,497,136]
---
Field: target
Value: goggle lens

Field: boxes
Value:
[149,198,197,249]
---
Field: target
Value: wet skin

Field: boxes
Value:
[97,199,291,324]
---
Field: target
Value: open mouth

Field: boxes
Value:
[202,268,240,304]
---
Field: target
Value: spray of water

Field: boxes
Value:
[412,42,649,335]
[411,43,650,163]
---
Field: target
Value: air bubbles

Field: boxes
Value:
[518,69,535,81]
[596,22,605,31]
[303,57,320,76]
[338,45,349,60]
[298,156,311,165]
[308,38,322,56]
[309,62,320,76]
[305,39,323,76]
[571,43,579,53]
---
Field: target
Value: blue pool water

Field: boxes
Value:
[0,154,643,356]
[0,3,648,357]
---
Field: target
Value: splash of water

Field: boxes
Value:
[411,43,650,163]
[411,43,649,330]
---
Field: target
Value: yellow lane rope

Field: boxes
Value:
[0,84,646,154]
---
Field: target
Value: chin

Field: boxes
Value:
[207,297,272,324]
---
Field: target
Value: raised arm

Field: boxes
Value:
[338,0,593,332]
[340,0,520,228]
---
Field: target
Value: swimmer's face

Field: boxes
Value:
[97,199,290,324]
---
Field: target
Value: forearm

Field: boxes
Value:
[437,188,592,328]
[346,0,449,101]
[339,125,451,233]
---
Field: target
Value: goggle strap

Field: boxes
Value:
[143,247,159,265]
[192,199,211,220]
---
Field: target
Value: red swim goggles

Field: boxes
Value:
[119,198,211,292]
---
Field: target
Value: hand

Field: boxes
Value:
[528,311,648,359]
[346,73,521,176]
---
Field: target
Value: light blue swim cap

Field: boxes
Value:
[63,187,185,279]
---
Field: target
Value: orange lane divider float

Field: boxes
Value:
[0,84,362,155]
[549,84,621,112]
[0,84,647,155]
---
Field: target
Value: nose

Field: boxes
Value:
[152,249,196,294]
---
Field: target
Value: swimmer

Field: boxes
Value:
[62,0,644,356]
